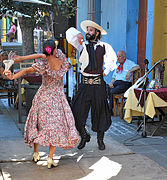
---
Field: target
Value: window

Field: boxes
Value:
[87,0,96,21]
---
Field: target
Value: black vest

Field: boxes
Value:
[84,44,105,74]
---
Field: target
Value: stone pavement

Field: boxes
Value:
[1,99,167,180]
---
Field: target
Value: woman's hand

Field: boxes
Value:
[3,70,14,80]
[13,55,22,63]
[125,71,131,81]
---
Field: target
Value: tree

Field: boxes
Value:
[0,0,76,55]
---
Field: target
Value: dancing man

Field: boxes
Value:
[66,20,117,150]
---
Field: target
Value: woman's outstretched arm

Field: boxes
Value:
[14,54,46,63]
[3,67,36,80]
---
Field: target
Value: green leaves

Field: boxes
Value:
[0,0,76,21]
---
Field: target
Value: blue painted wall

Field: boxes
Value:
[100,0,128,83]
[101,0,139,84]
[146,0,154,80]
[95,0,101,24]
[76,0,154,84]
[126,0,139,63]
[76,0,87,33]
[101,0,127,54]
[6,18,10,33]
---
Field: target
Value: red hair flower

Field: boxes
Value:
[45,46,52,54]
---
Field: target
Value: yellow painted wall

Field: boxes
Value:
[1,17,7,42]
[152,0,167,86]
[63,39,77,73]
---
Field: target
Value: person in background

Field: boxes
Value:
[66,20,117,150]
[4,39,79,169]
[0,51,9,80]
[6,21,16,42]
[108,50,140,114]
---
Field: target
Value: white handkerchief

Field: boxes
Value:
[3,60,14,75]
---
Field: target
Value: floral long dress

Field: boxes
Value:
[24,49,80,149]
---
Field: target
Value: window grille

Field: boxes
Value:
[87,0,96,21]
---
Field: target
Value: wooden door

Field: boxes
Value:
[137,0,147,72]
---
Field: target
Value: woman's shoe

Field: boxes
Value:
[32,152,39,162]
[47,157,58,169]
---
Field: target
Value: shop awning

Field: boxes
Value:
[12,0,51,6]
[3,10,31,18]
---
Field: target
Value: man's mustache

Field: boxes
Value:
[86,33,91,36]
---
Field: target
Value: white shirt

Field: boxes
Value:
[66,27,117,76]
[112,59,138,82]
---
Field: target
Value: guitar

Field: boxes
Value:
[124,58,167,98]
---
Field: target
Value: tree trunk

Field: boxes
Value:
[18,17,35,56]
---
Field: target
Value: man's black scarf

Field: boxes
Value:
[86,41,97,71]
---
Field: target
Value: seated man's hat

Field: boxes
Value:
[80,20,107,35]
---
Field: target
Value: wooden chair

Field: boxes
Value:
[0,52,17,106]
[0,79,17,106]
[113,68,142,119]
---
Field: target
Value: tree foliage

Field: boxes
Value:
[47,0,76,18]
[0,0,76,28]
[0,0,76,55]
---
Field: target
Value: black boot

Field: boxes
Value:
[97,131,105,150]
[77,128,91,149]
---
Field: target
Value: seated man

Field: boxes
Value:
[108,50,140,114]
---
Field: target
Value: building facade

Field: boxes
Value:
[0,17,22,43]
[76,0,167,85]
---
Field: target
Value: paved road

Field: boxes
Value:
[1,99,167,180]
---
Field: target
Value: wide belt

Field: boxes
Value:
[82,76,102,85]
